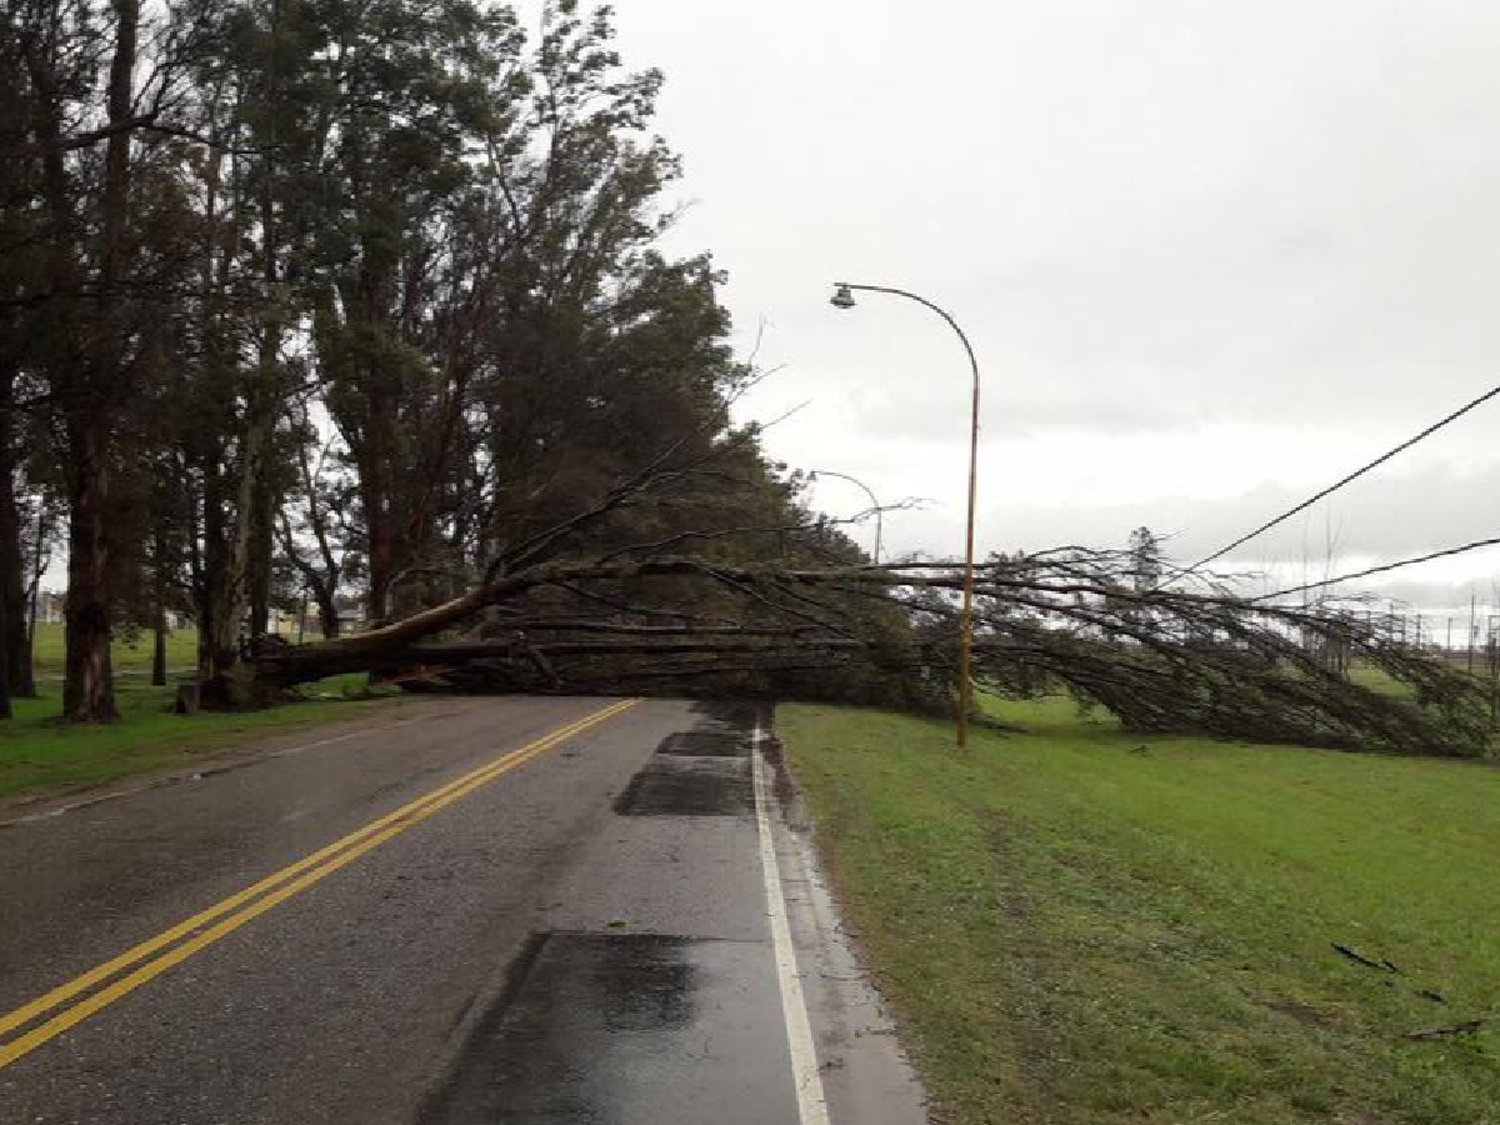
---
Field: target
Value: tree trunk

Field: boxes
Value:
[63,416,118,722]
[0,565,11,720]
[315,586,341,639]
[59,0,138,723]
[250,9,281,642]
[151,531,168,686]
[197,458,224,678]
[152,607,167,686]
[204,413,268,686]
[248,475,274,639]
[245,366,278,643]
[0,393,34,698]
[0,483,29,699]
[360,421,396,627]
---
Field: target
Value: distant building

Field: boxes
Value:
[34,590,65,625]
[33,592,189,632]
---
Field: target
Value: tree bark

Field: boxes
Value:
[60,0,139,722]
[151,607,167,686]
[151,523,168,686]
[315,587,341,639]
[204,412,267,684]
[0,548,10,720]
[0,389,34,698]
[63,416,118,721]
[248,465,275,639]
[24,488,46,682]
[196,458,225,678]
[0,485,30,699]
[358,396,399,627]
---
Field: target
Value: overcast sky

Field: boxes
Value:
[589,1,1500,611]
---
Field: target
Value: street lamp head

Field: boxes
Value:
[829,283,856,310]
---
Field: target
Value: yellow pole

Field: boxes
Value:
[832,283,981,750]
[958,362,979,752]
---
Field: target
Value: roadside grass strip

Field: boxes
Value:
[779,697,1500,1125]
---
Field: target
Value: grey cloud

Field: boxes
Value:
[994,459,1500,573]
[584,1,1500,592]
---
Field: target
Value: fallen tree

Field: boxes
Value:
[243,548,1498,759]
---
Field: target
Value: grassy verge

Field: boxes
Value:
[779,697,1500,1124]
[0,676,402,800]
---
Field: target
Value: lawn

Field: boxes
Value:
[0,676,401,800]
[778,697,1500,1125]
[29,621,200,678]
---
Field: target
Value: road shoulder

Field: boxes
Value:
[0,694,474,826]
[762,715,930,1125]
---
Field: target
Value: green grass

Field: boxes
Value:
[779,697,1500,1125]
[0,678,404,800]
[8,623,398,801]
[29,621,199,677]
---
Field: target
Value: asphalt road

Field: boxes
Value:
[0,696,925,1124]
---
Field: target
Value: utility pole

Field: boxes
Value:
[1469,592,1478,673]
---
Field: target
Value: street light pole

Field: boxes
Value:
[807,468,882,564]
[829,282,981,751]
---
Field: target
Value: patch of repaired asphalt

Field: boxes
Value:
[687,700,768,733]
[613,757,752,816]
[611,703,761,813]
[653,729,750,757]
[420,932,792,1125]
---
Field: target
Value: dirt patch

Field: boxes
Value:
[1264,999,1342,1029]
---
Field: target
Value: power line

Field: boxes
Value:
[1251,535,1500,604]
[1181,379,1500,576]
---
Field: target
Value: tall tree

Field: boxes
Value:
[0,388,31,704]
[1,2,40,703]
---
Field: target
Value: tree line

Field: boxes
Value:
[0,0,856,721]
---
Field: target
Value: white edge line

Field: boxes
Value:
[752,719,833,1125]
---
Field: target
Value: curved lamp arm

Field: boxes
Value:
[807,468,883,564]
[829,281,982,751]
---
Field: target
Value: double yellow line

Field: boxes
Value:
[0,698,638,1072]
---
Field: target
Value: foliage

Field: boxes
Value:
[251,548,1496,757]
[2,0,838,717]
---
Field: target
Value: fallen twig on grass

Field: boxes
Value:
[1405,1019,1487,1041]
[1333,943,1400,973]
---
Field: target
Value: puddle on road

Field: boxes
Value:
[421,932,791,1125]
[421,933,696,1124]
[613,758,752,817]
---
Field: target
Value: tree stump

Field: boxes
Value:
[174,682,201,715]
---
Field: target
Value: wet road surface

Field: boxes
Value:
[0,696,925,1124]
